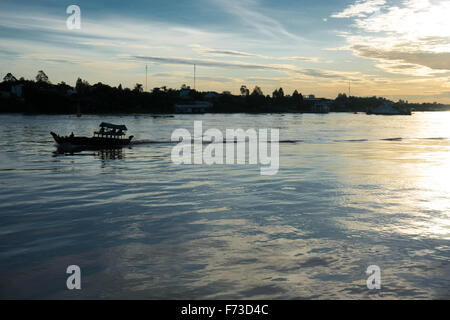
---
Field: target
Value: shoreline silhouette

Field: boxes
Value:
[1,72,449,115]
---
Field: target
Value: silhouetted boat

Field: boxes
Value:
[367,103,411,115]
[51,122,134,149]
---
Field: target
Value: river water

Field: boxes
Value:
[0,112,449,299]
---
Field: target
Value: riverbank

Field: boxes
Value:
[2,79,449,115]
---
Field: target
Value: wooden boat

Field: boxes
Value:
[51,122,134,149]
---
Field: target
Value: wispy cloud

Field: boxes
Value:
[190,45,268,58]
[130,55,361,80]
[209,0,301,40]
[130,55,276,70]
[331,0,386,18]
[352,45,450,72]
[284,56,320,63]
[191,45,320,63]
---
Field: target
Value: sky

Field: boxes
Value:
[0,0,449,103]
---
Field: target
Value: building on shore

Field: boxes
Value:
[174,89,213,113]
[304,94,332,113]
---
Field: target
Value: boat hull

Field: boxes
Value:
[51,132,133,148]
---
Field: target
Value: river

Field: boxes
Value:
[0,112,449,299]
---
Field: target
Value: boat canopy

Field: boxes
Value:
[99,122,127,131]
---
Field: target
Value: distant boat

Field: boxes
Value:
[367,103,411,115]
[51,122,133,150]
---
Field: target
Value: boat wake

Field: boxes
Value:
[131,139,304,146]
[381,137,449,142]
[279,139,304,143]
[333,139,369,142]
[131,139,173,145]
[381,137,403,141]
[131,137,448,146]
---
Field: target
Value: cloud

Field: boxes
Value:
[190,45,267,58]
[130,55,276,70]
[4,1,449,102]
[334,0,450,75]
[191,45,320,63]
[374,60,447,77]
[0,48,19,57]
[210,0,301,40]
[353,0,450,40]
[352,45,450,71]
[130,55,362,81]
[284,56,320,62]
[202,49,257,57]
[331,0,386,18]
[0,7,234,54]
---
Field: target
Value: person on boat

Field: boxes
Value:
[111,128,117,138]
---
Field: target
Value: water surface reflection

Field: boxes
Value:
[0,113,449,299]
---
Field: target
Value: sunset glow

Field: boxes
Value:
[0,0,449,103]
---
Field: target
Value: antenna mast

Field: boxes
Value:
[145,65,148,92]
[194,64,196,90]
[348,80,351,96]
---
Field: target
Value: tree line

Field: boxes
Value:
[1,71,448,114]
